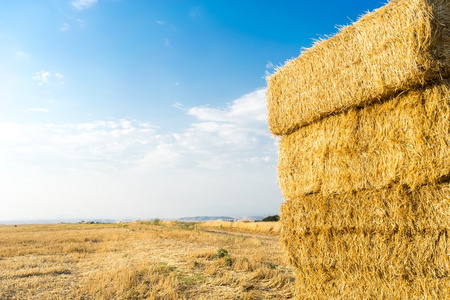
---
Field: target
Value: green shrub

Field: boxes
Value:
[214,248,229,259]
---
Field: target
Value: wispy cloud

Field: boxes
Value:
[32,71,64,86]
[0,88,273,173]
[189,6,204,19]
[265,61,275,78]
[71,0,98,10]
[155,19,176,30]
[16,51,27,58]
[32,71,51,86]
[60,23,71,32]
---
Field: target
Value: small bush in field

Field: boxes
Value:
[224,256,233,266]
[215,248,233,266]
[215,248,229,259]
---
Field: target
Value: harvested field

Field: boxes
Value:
[267,0,450,135]
[0,221,293,299]
[278,80,450,198]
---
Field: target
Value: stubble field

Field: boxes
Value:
[0,221,294,299]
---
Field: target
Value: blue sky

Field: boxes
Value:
[0,0,384,222]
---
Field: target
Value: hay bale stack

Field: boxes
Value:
[268,0,450,298]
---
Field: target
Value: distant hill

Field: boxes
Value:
[177,216,270,222]
[242,216,266,221]
[0,218,117,225]
[178,216,238,222]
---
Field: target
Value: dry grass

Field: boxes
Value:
[267,0,450,136]
[280,182,450,299]
[278,80,450,198]
[0,221,293,299]
[199,221,281,236]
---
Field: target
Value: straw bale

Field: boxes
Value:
[292,264,450,299]
[278,80,450,198]
[280,183,450,298]
[267,0,450,136]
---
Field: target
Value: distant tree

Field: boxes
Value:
[262,215,280,222]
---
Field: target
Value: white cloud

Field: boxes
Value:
[32,71,51,86]
[0,120,160,173]
[71,0,98,10]
[32,71,64,86]
[155,20,166,25]
[60,23,71,32]
[0,88,274,174]
[165,88,273,169]
[164,38,171,47]
[187,88,267,127]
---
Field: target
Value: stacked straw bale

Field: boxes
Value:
[268,0,450,298]
[278,81,450,198]
[280,184,450,298]
[267,0,450,136]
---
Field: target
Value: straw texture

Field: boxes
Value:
[271,0,450,297]
[280,183,450,299]
[278,80,450,198]
[267,0,450,136]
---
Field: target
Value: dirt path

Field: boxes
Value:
[201,228,280,242]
